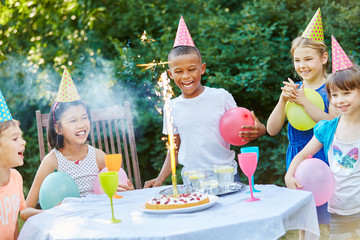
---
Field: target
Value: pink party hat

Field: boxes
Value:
[301,8,324,41]
[173,16,195,48]
[55,67,81,102]
[331,36,353,73]
[0,89,12,122]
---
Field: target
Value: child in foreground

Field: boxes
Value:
[21,68,133,221]
[145,17,266,188]
[0,90,26,240]
[285,37,360,239]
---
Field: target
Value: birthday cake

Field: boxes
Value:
[145,193,209,210]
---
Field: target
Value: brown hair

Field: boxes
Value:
[326,66,360,99]
[291,37,329,75]
[0,119,20,137]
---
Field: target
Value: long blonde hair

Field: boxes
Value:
[0,120,20,137]
[291,37,329,76]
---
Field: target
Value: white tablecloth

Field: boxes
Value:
[19,185,319,240]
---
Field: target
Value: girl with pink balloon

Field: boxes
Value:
[286,38,360,239]
[21,68,133,221]
[267,9,338,226]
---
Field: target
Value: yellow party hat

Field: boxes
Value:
[301,8,324,41]
[55,67,81,102]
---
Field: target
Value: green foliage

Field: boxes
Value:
[0,0,359,192]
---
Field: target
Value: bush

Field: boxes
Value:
[0,0,359,192]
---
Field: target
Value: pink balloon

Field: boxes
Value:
[294,158,335,206]
[219,107,254,146]
[93,167,128,194]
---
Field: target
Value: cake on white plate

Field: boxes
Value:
[145,192,209,210]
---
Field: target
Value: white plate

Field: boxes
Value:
[139,195,219,214]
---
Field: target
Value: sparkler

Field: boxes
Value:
[136,30,178,196]
[157,71,178,197]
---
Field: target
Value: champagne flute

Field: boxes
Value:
[238,152,260,202]
[241,146,261,193]
[99,172,121,223]
[105,154,123,199]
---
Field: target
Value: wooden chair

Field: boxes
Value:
[35,101,142,189]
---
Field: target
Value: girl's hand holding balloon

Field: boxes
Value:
[284,173,302,190]
[239,111,266,141]
[117,179,134,192]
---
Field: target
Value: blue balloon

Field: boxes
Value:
[39,172,80,210]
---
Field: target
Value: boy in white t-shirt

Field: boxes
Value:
[144,17,265,188]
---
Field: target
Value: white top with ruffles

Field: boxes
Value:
[53,145,99,197]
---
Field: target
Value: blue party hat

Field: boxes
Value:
[0,90,13,122]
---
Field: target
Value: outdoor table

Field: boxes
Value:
[18,184,320,240]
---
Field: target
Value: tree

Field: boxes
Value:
[0,0,359,192]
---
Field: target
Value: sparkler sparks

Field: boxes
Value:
[157,71,179,197]
[135,29,178,196]
[139,30,156,44]
[136,61,170,71]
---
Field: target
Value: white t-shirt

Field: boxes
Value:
[163,87,237,170]
[327,136,360,215]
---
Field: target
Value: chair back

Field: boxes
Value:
[35,101,142,189]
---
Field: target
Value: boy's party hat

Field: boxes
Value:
[331,36,353,73]
[301,8,324,41]
[0,90,12,122]
[173,16,195,48]
[55,67,81,102]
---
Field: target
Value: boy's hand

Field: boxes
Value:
[117,179,135,191]
[239,111,266,141]
[144,178,163,188]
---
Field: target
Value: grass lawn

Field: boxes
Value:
[281,225,329,239]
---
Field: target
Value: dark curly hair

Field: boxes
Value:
[168,45,202,64]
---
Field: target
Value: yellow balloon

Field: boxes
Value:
[285,88,325,131]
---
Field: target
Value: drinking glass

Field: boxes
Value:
[181,167,192,193]
[241,146,261,193]
[199,169,218,195]
[188,170,201,192]
[99,172,121,223]
[238,152,260,202]
[105,154,123,198]
[215,165,234,192]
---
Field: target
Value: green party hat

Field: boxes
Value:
[55,67,81,102]
[301,8,324,41]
